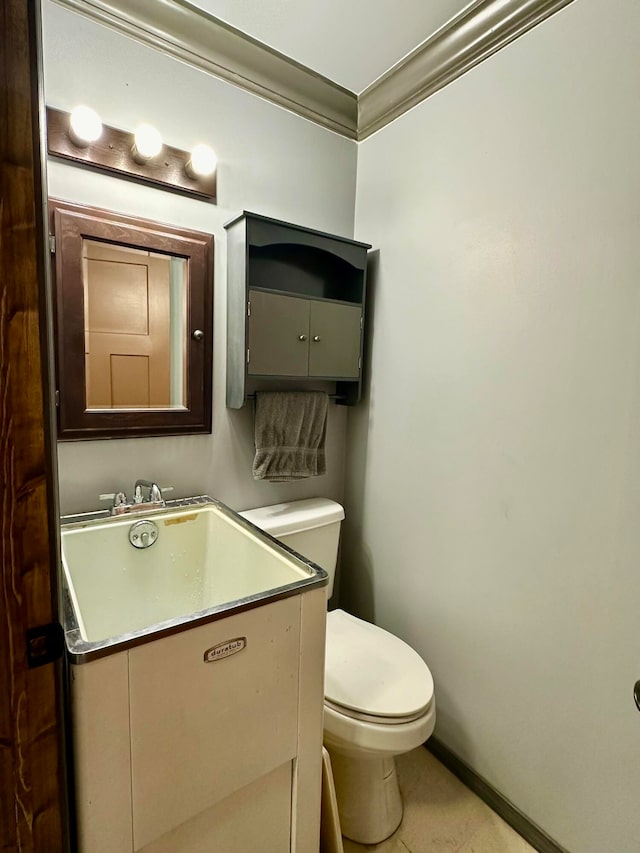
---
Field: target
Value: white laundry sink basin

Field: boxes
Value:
[60,496,327,660]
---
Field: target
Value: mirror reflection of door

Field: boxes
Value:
[82,240,187,409]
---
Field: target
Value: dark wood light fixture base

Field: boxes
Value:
[46,106,217,202]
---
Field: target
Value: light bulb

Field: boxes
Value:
[132,124,163,162]
[186,144,217,178]
[69,105,102,146]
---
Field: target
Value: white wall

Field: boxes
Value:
[348,1,640,851]
[43,2,357,516]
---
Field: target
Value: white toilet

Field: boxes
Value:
[240,498,436,845]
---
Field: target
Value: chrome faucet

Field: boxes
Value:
[103,481,167,516]
[133,480,164,505]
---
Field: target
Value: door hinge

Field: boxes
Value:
[49,234,56,254]
[26,622,64,668]
[247,301,251,317]
[246,348,250,364]
[358,356,362,370]
[55,390,60,407]
[360,316,364,330]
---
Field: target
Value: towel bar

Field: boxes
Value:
[246,393,345,402]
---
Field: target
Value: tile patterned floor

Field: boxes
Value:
[341,748,536,853]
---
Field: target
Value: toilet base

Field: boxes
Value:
[326,747,403,845]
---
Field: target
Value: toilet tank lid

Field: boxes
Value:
[239,498,345,537]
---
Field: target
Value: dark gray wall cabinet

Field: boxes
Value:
[225,212,371,408]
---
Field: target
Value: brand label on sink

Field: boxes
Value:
[203,637,246,663]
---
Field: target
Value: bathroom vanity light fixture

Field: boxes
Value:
[46,106,217,203]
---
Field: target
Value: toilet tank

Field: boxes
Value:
[239,498,344,598]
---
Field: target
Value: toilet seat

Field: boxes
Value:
[323,694,437,759]
[325,610,434,721]
[324,697,433,725]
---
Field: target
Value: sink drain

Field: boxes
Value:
[129,519,158,549]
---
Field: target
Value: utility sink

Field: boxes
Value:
[63,496,329,851]
[60,496,327,660]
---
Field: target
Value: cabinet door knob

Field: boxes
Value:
[298,334,307,341]
[192,329,204,341]
[313,335,321,342]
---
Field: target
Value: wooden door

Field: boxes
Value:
[247,289,310,376]
[0,0,67,850]
[84,242,171,408]
[308,300,361,378]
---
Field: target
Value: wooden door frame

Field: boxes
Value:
[1,0,68,850]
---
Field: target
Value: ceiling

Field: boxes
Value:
[188,0,474,93]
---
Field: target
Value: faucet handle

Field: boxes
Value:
[99,491,129,515]
[99,491,128,506]
[133,479,166,505]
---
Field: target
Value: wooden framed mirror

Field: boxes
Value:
[49,200,214,439]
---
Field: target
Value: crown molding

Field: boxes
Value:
[52,0,575,143]
[51,0,358,139]
[358,0,576,140]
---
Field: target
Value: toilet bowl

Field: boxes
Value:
[322,609,435,843]
[240,498,436,845]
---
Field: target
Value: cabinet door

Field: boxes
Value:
[248,290,309,376]
[142,762,292,853]
[129,598,300,849]
[309,301,362,378]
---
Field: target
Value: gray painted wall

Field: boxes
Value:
[348,1,640,851]
[43,1,357,516]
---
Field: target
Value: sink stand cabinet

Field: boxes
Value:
[70,590,326,852]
